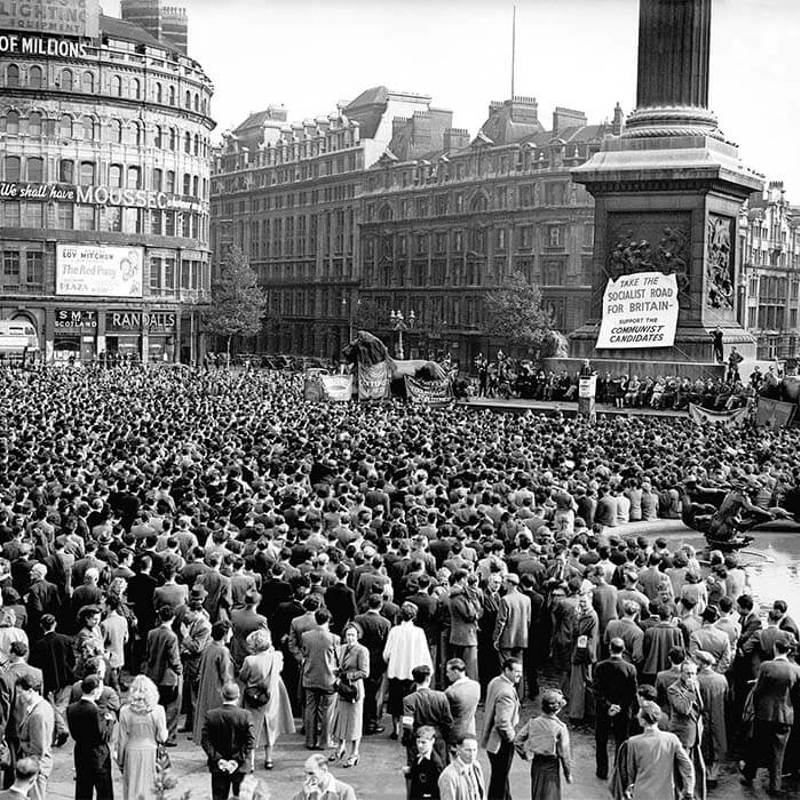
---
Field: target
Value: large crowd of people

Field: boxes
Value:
[0,363,799,799]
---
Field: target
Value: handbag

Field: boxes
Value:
[244,684,271,707]
[334,645,358,703]
[244,652,274,706]
[156,742,171,772]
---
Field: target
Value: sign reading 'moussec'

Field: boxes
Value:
[596,271,679,349]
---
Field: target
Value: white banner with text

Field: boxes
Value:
[596,271,679,349]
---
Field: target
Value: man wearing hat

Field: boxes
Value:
[689,606,732,675]
[230,590,268,671]
[200,682,254,800]
[695,650,727,788]
[179,586,211,735]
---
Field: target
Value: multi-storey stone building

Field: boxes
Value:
[211,88,621,361]
[0,1,214,362]
[739,181,800,360]
[210,87,451,357]
[360,98,622,363]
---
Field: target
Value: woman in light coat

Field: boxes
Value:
[239,628,294,771]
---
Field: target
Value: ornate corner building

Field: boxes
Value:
[210,88,621,362]
[0,0,214,363]
[738,181,800,361]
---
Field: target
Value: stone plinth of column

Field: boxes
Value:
[569,0,762,366]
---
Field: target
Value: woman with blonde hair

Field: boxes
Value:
[117,674,168,800]
[238,628,293,771]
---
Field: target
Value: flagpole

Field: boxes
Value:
[511,5,517,100]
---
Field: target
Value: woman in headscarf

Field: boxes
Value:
[567,590,598,722]
[330,622,369,767]
[514,689,572,800]
[192,620,234,744]
[117,674,168,800]
[238,628,294,771]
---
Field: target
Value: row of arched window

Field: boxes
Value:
[2,64,209,115]
[0,110,210,157]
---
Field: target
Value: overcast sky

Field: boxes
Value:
[108,0,800,195]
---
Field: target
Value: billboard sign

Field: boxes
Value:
[0,0,100,38]
[596,271,679,349]
[56,244,143,298]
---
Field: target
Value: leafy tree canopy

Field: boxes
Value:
[486,270,554,347]
[203,246,266,354]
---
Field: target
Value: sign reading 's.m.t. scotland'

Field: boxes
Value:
[596,271,679,349]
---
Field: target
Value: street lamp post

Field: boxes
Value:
[390,309,415,359]
[341,295,360,342]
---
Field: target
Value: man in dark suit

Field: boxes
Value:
[324,564,357,636]
[443,571,481,680]
[126,554,157,672]
[25,563,60,642]
[402,665,453,766]
[198,552,233,624]
[259,564,293,626]
[742,637,800,795]
[229,591,268,670]
[143,605,182,745]
[354,593,391,734]
[201,682,254,800]
[593,637,638,780]
[30,613,74,746]
[66,675,116,800]
[300,608,339,750]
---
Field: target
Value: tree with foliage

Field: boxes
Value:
[486,270,566,356]
[203,246,266,362]
[487,270,552,343]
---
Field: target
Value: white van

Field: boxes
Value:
[0,320,39,356]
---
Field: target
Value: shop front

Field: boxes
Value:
[53,309,98,363]
[105,310,177,362]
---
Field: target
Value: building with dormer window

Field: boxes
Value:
[360,97,622,363]
[210,87,622,362]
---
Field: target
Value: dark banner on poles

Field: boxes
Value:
[404,376,452,404]
[755,397,797,429]
[688,403,749,427]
